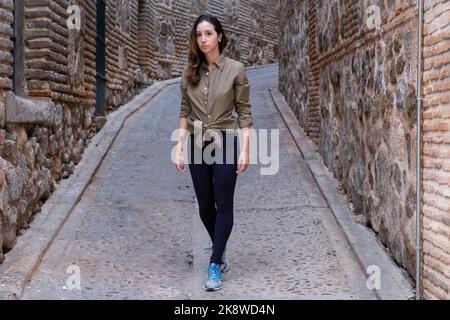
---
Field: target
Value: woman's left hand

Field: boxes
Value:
[236,149,249,174]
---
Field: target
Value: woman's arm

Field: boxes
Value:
[234,64,254,129]
[234,64,253,174]
[177,117,188,150]
[236,126,250,174]
[240,126,250,152]
[176,71,190,173]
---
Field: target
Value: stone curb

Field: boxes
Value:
[268,86,415,300]
[0,79,178,300]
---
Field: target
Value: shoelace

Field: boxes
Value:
[203,245,213,254]
[202,245,228,254]
[206,264,222,280]
[202,245,228,272]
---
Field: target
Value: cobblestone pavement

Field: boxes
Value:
[21,65,377,300]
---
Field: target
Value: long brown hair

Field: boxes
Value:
[186,15,228,86]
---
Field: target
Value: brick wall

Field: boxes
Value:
[307,0,320,143]
[422,0,450,300]
[105,0,140,110]
[0,0,12,111]
[279,0,419,282]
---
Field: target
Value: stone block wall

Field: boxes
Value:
[279,0,419,280]
[0,0,14,263]
[422,0,450,300]
[0,0,278,264]
[279,0,308,127]
[0,0,98,264]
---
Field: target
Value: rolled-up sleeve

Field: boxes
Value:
[234,64,254,128]
[179,72,191,118]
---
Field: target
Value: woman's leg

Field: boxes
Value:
[188,135,217,243]
[210,133,238,264]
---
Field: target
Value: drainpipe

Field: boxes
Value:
[416,0,424,301]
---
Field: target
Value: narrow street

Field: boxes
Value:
[19,65,387,299]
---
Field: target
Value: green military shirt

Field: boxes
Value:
[179,52,254,134]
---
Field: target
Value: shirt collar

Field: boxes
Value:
[214,52,226,71]
[205,52,226,72]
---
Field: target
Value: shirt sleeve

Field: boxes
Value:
[179,71,191,118]
[234,64,254,128]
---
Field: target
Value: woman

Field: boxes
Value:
[174,14,253,292]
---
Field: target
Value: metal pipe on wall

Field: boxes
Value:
[416,0,424,301]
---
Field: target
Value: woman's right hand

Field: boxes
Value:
[175,145,186,173]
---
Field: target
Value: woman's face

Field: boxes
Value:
[196,21,222,54]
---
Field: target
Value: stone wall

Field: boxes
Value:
[0,0,98,264]
[0,0,15,263]
[279,0,308,127]
[422,0,450,300]
[0,0,278,264]
[279,0,419,280]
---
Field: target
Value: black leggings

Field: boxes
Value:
[188,131,238,264]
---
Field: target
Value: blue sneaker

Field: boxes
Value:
[203,245,229,273]
[203,263,223,291]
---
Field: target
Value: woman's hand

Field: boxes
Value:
[237,126,250,174]
[175,144,186,173]
[175,119,188,173]
[236,148,249,174]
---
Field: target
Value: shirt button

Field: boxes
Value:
[208,115,211,118]
[204,87,207,90]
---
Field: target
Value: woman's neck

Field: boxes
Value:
[205,50,221,69]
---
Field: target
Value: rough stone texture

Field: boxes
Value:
[0,0,278,265]
[422,0,450,300]
[279,0,419,285]
[5,93,63,127]
[279,0,308,127]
